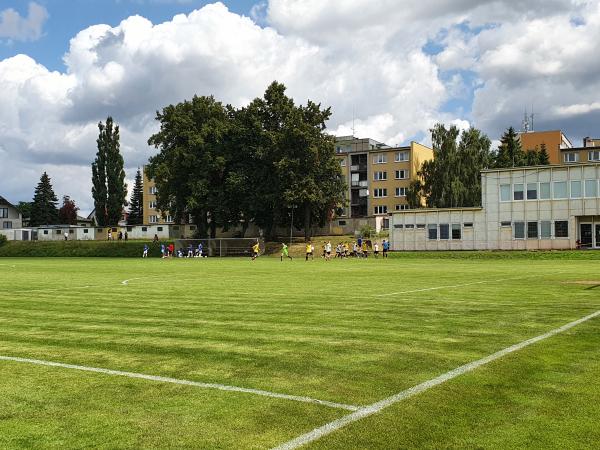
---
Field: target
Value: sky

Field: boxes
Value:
[1,0,599,214]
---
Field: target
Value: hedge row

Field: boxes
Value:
[0,240,165,258]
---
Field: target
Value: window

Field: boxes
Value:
[527,222,538,239]
[439,224,450,240]
[540,221,551,238]
[112,227,118,232]
[0,208,7,218]
[126,226,132,232]
[149,201,157,209]
[69,229,75,234]
[395,204,409,211]
[585,179,598,197]
[373,154,387,164]
[553,181,567,199]
[588,151,600,161]
[526,183,537,200]
[3,221,12,229]
[427,224,438,240]
[339,159,346,167]
[500,221,512,227]
[97,228,103,233]
[43,230,48,235]
[165,215,174,223]
[416,224,426,229]
[395,151,409,162]
[395,170,409,179]
[500,184,511,202]
[395,187,407,197]
[173,226,179,231]
[338,220,347,226]
[157,227,163,232]
[83,229,89,234]
[149,215,158,223]
[373,188,388,198]
[514,222,525,239]
[405,224,415,229]
[189,226,196,231]
[394,224,404,229]
[374,205,388,215]
[149,186,158,194]
[451,224,461,240]
[513,184,524,200]
[373,171,387,181]
[56,230,62,235]
[463,223,473,228]
[539,182,551,199]
[554,221,569,238]
[570,180,582,198]
[563,152,579,163]
[141,226,148,232]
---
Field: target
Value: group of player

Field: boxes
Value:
[251,238,390,261]
[142,242,206,258]
[317,238,390,260]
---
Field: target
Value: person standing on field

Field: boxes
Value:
[325,241,332,261]
[281,243,292,261]
[374,242,379,258]
[305,242,313,261]
[143,244,149,258]
[252,242,260,260]
[382,239,389,258]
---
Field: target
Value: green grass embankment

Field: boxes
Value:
[0,240,161,258]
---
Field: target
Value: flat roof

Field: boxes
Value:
[391,207,483,215]
[481,162,600,173]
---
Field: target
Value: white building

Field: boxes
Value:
[0,195,23,240]
[391,163,600,250]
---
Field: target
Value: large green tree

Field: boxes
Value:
[128,169,144,225]
[29,172,59,226]
[419,124,492,208]
[92,117,127,226]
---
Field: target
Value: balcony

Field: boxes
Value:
[351,180,368,188]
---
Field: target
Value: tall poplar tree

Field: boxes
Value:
[29,172,59,226]
[92,117,127,226]
[128,168,144,225]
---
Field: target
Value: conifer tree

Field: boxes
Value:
[495,127,526,168]
[92,117,127,226]
[29,172,59,226]
[525,149,539,166]
[128,168,144,225]
[538,143,550,165]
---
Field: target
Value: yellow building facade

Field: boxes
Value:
[142,166,173,225]
[335,137,434,224]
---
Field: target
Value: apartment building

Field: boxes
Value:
[0,195,23,240]
[518,130,573,164]
[335,136,433,230]
[390,163,600,250]
[142,166,175,225]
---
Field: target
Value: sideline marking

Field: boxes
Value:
[0,356,359,412]
[273,309,600,450]
[374,274,550,298]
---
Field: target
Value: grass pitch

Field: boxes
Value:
[1,256,599,449]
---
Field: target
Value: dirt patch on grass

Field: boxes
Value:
[563,281,600,285]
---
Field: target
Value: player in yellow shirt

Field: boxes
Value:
[252,242,260,260]
[305,242,314,261]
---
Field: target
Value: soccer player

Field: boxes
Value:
[187,244,194,258]
[160,244,166,258]
[305,242,313,261]
[325,241,332,261]
[373,242,379,258]
[281,243,292,261]
[382,239,389,258]
[197,243,203,258]
[252,242,260,260]
[142,244,149,258]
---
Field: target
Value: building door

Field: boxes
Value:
[580,223,593,248]
[595,224,600,248]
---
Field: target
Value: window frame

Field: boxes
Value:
[373,171,388,181]
[373,154,387,164]
[514,221,525,239]
[395,169,409,180]
[554,221,569,238]
[513,183,524,201]
[584,179,598,198]
[539,182,551,199]
[570,180,582,199]
[451,223,461,240]
[527,221,539,239]
[526,182,537,200]
[553,181,568,199]
[395,151,409,162]
[500,184,511,202]
[427,224,438,240]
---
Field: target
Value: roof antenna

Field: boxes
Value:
[530,103,534,132]
[521,107,530,132]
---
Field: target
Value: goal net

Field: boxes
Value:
[173,238,263,257]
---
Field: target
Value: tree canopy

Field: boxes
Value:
[147,81,346,240]
[128,169,144,225]
[29,172,59,226]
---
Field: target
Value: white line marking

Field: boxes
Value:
[0,355,358,411]
[375,274,549,298]
[273,309,600,450]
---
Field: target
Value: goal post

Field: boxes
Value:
[173,238,264,257]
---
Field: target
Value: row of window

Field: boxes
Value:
[372,204,411,215]
[373,170,409,181]
[373,187,408,198]
[149,186,158,194]
[372,151,410,164]
[564,151,600,163]
[148,215,174,223]
[501,179,600,201]
[414,221,569,240]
